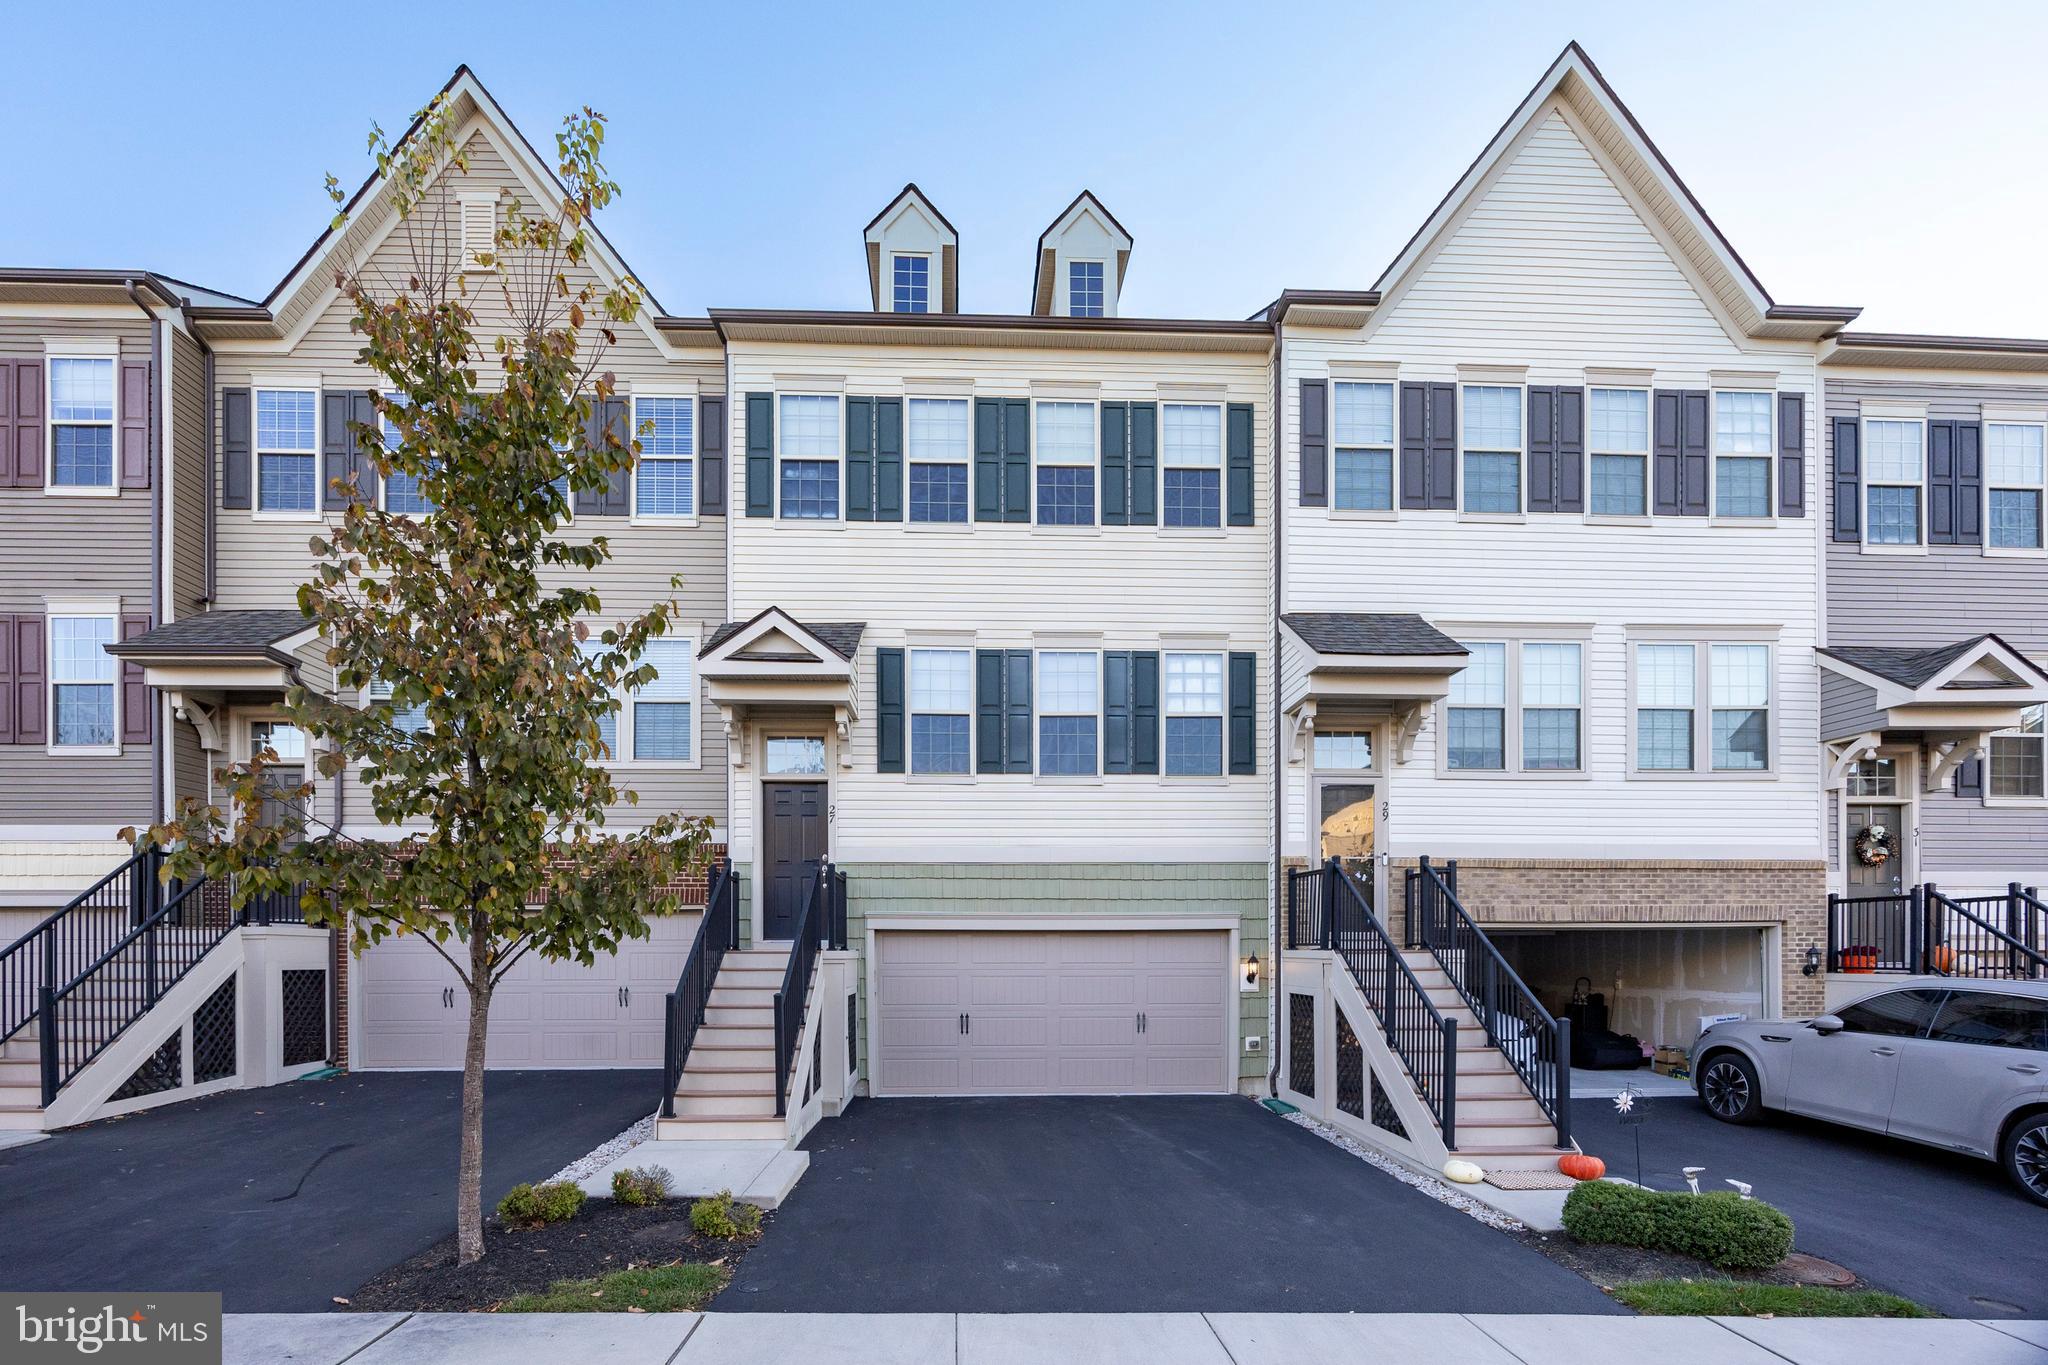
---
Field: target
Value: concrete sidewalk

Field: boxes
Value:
[228,1311,2048,1364]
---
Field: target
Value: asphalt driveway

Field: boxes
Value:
[0,1070,654,1311]
[1572,1094,2048,1318]
[723,1095,1621,1313]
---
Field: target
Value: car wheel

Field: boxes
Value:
[1698,1052,1763,1124]
[2002,1113,2048,1208]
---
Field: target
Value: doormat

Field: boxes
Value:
[1482,1168,1579,1190]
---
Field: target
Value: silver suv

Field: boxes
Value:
[1690,978,2048,1205]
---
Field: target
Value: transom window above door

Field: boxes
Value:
[1846,756,1899,798]
[765,736,827,775]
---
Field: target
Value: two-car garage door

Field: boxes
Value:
[873,930,1231,1095]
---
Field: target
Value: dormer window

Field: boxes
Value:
[891,254,930,313]
[1068,261,1105,318]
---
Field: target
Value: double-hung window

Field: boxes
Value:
[1461,385,1522,514]
[908,648,971,775]
[1713,391,1773,517]
[633,396,695,518]
[49,612,116,749]
[365,677,430,736]
[1332,382,1395,511]
[256,388,318,514]
[1709,644,1770,770]
[1034,401,1095,526]
[907,398,970,523]
[778,394,840,520]
[1520,642,1582,771]
[381,407,437,515]
[1069,261,1105,317]
[1446,642,1507,770]
[1863,418,1924,546]
[1588,387,1649,516]
[1163,652,1225,776]
[1991,704,2047,801]
[1037,651,1099,776]
[630,638,695,761]
[48,358,116,492]
[1986,422,2046,552]
[575,639,616,758]
[891,254,930,313]
[1162,403,1223,528]
[1634,644,1695,771]
[1633,641,1771,773]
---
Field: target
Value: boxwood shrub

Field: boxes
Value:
[1562,1180,1792,1271]
[496,1179,587,1228]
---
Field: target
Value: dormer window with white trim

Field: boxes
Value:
[1032,191,1131,318]
[1068,261,1104,317]
[864,185,957,314]
[891,254,930,313]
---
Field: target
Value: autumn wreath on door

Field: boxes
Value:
[1853,821,1896,867]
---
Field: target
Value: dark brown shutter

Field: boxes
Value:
[1527,386,1558,512]
[1399,382,1428,509]
[698,394,726,516]
[120,614,152,744]
[1777,392,1805,517]
[1954,420,1982,546]
[1679,389,1709,516]
[1653,389,1682,515]
[4,360,45,489]
[12,614,45,746]
[1426,382,1457,510]
[1299,379,1327,507]
[119,358,151,489]
[221,387,252,510]
[1832,417,1860,541]
[0,614,14,742]
[1555,386,1585,513]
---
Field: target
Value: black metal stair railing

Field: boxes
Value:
[662,858,738,1118]
[1407,856,1571,1148]
[772,862,844,1118]
[1828,882,2046,979]
[0,847,163,1046]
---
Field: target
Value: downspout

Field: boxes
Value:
[124,280,165,824]
[1267,309,1285,1097]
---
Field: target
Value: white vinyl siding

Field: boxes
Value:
[1712,390,1773,518]
[1034,401,1095,526]
[1588,387,1648,516]
[1986,422,2046,552]
[1460,385,1521,514]
[907,397,969,524]
[908,648,971,775]
[48,357,116,491]
[49,613,117,750]
[1332,381,1394,512]
[777,394,841,520]
[256,388,319,514]
[1163,652,1224,776]
[632,396,695,519]
[1863,418,1924,547]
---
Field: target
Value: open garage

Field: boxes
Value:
[1488,925,1770,1056]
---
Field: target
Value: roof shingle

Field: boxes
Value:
[1281,613,1467,658]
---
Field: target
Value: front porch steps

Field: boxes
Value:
[656,944,794,1142]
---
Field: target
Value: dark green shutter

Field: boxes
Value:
[975,649,1006,772]
[845,395,874,521]
[220,387,252,509]
[1101,402,1129,526]
[973,398,1004,521]
[1132,650,1159,774]
[1002,399,1030,523]
[1226,402,1254,525]
[1104,650,1132,772]
[1130,402,1157,525]
[1228,651,1256,775]
[698,394,726,516]
[876,647,904,773]
[1004,649,1033,772]
[874,397,903,521]
[744,392,774,518]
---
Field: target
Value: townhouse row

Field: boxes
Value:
[3,44,2044,1122]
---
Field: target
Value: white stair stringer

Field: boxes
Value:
[1325,955,1452,1173]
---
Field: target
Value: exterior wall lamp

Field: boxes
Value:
[1802,945,1822,977]
[1242,953,1261,992]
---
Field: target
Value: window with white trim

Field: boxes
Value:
[1713,391,1773,517]
[1986,422,2046,551]
[1709,644,1770,771]
[1332,382,1394,511]
[1164,651,1224,776]
[630,638,695,761]
[380,406,437,515]
[1441,639,1581,774]
[1162,402,1222,528]
[1034,401,1095,526]
[575,639,617,758]
[1633,641,1772,773]
[908,648,971,775]
[365,677,430,736]
[765,736,827,775]
[49,613,115,749]
[1589,387,1649,516]
[891,254,930,313]
[777,394,840,519]
[1037,650,1099,776]
[1313,731,1375,770]
[1461,385,1522,514]
[633,396,695,518]
[1634,643,1694,771]
[1863,418,1923,546]
[255,388,318,513]
[1446,641,1506,770]
[1068,261,1105,317]
[1520,642,1582,771]
[1990,704,2046,800]
[48,358,115,490]
[907,398,969,524]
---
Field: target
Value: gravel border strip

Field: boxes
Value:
[547,1111,655,1185]
[1276,1104,1526,1232]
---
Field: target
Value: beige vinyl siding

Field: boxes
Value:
[168,326,209,619]
[207,126,727,834]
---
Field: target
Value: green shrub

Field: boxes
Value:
[689,1189,763,1239]
[496,1179,587,1227]
[610,1165,674,1207]
[1562,1180,1792,1271]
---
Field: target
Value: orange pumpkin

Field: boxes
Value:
[1559,1152,1606,1181]
[1929,945,1956,974]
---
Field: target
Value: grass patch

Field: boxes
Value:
[498,1262,729,1313]
[1612,1278,1935,1318]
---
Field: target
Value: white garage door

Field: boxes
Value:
[874,930,1230,1095]
[355,914,698,1069]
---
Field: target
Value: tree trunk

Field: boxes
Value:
[455,927,494,1265]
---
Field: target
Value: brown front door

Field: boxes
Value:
[762,781,828,940]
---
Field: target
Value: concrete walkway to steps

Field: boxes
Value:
[574,1139,809,1208]
[228,1312,2048,1365]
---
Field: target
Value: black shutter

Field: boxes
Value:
[1929,419,1957,544]
[1776,392,1803,518]
[1679,389,1709,517]
[698,394,726,516]
[1399,382,1428,509]
[1555,386,1585,513]
[1004,649,1033,772]
[602,397,630,514]
[221,387,252,509]
[744,392,773,518]
[348,392,379,505]
[874,397,903,521]
[1227,402,1254,526]
[1101,402,1129,526]
[1832,417,1861,542]
[1132,650,1159,774]
[844,395,874,522]
[577,400,610,515]
[1526,386,1557,513]
[1300,379,1328,507]
[321,391,354,510]
[1653,389,1682,516]
[1955,757,1985,801]
[1955,420,1982,545]
[1002,399,1030,523]
[1228,652,1256,775]
[876,648,904,773]
[973,398,1003,521]
[1104,651,1133,773]
[975,649,1006,773]
[1426,382,1457,510]
[1129,403,1157,525]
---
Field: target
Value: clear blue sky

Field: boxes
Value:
[6,1,2047,334]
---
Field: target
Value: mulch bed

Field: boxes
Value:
[1509,1227,1883,1295]
[344,1202,767,1312]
